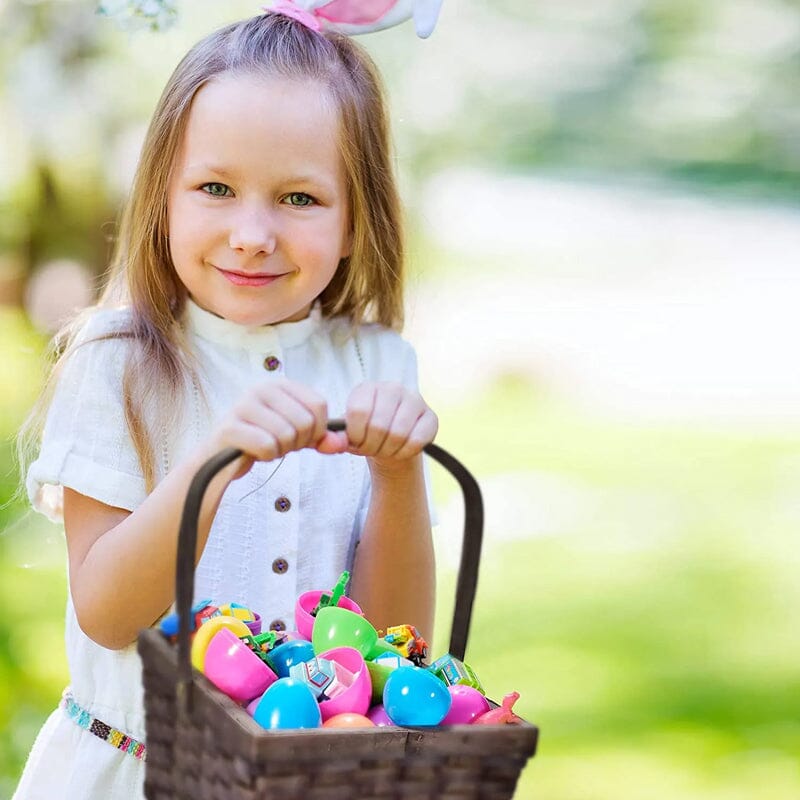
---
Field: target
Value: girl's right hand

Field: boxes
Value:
[204,378,347,480]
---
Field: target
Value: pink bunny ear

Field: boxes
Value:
[263,0,443,37]
[315,0,399,26]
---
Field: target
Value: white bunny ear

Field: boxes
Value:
[412,0,443,38]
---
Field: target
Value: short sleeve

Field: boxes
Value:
[26,309,148,522]
[355,325,420,390]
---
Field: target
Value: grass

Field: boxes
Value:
[430,376,800,799]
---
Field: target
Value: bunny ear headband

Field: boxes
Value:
[265,0,443,38]
[98,0,443,37]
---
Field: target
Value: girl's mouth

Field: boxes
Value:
[216,268,286,287]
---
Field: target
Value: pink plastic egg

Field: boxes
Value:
[440,685,491,725]
[366,704,395,727]
[315,646,372,721]
[295,591,363,642]
[202,628,278,704]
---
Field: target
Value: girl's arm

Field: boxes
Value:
[65,378,344,650]
[64,448,243,650]
[340,382,438,643]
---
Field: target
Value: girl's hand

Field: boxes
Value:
[205,378,347,478]
[335,382,438,472]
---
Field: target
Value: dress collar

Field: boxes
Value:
[184,298,321,351]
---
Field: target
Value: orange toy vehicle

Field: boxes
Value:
[384,624,429,666]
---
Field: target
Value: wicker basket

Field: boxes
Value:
[138,424,539,799]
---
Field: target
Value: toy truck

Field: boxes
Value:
[428,654,485,695]
[384,624,429,667]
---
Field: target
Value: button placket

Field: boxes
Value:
[264,457,299,637]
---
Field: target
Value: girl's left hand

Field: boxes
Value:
[322,382,438,466]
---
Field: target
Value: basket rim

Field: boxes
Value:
[139,627,540,745]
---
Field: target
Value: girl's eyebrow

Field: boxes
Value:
[185,163,236,178]
[185,163,337,191]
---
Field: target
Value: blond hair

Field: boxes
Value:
[19,14,405,494]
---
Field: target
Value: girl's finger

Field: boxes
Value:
[391,408,439,460]
[344,383,378,449]
[276,381,329,447]
[220,419,280,462]
[315,430,349,455]
[374,396,426,458]
[350,384,403,456]
[253,380,326,449]
[238,403,302,456]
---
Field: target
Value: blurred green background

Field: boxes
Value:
[2,1,800,798]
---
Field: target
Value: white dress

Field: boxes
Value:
[14,299,427,800]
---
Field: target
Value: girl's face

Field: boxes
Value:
[167,72,352,326]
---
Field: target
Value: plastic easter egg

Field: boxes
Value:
[243,613,262,636]
[216,604,262,636]
[202,628,278,704]
[365,660,393,704]
[190,615,252,673]
[472,692,525,725]
[295,590,363,642]
[322,713,375,729]
[440,685,491,725]
[159,599,215,638]
[264,639,315,678]
[315,646,372,721]
[366,704,395,727]
[367,637,403,660]
[312,606,378,658]
[383,666,452,726]
[252,678,322,730]
[246,696,261,717]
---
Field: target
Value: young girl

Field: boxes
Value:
[15,8,439,799]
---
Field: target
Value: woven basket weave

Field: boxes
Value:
[138,424,538,799]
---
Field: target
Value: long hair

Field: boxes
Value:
[19,14,405,494]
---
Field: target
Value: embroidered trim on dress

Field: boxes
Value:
[60,690,147,761]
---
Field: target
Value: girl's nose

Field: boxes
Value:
[228,206,277,256]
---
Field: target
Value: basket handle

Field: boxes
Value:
[175,420,484,710]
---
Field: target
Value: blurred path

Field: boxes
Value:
[408,169,800,428]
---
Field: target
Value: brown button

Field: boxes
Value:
[274,496,291,512]
[272,558,289,574]
[263,355,281,371]
[269,619,286,632]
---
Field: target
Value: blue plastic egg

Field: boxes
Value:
[265,639,315,678]
[383,666,452,726]
[252,678,322,730]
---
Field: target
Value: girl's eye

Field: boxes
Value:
[285,192,314,207]
[201,183,232,197]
